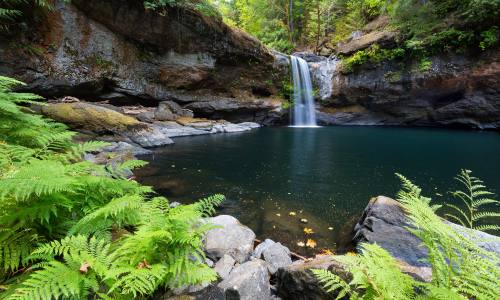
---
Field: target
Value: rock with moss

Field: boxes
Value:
[42,102,173,147]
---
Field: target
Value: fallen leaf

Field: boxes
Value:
[276,213,281,217]
[79,262,91,274]
[138,259,151,269]
[300,218,308,223]
[297,241,305,247]
[328,227,334,231]
[319,249,334,255]
[306,239,317,248]
[346,251,357,256]
[289,212,296,216]
[303,228,314,234]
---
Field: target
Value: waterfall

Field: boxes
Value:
[290,56,317,127]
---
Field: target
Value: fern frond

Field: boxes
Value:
[312,268,353,298]
[194,194,225,217]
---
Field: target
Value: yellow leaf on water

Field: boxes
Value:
[320,249,334,255]
[289,212,296,216]
[306,239,317,248]
[276,213,281,217]
[303,228,314,234]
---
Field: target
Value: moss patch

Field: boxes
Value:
[42,102,145,133]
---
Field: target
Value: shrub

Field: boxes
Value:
[0,75,223,298]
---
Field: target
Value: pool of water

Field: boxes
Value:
[135,126,500,255]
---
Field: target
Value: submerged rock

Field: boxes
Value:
[204,215,256,263]
[218,259,272,300]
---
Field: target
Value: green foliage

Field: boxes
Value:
[0,76,223,298]
[144,0,221,17]
[480,26,499,50]
[341,45,405,72]
[314,172,500,299]
[0,0,52,32]
[445,169,500,232]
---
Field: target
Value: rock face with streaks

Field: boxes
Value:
[302,46,500,130]
[0,0,287,124]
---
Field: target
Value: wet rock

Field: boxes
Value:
[101,141,152,156]
[204,215,256,263]
[214,254,236,280]
[125,125,174,148]
[218,259,271,300]
[276,256,348,300]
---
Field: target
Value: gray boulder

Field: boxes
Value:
[253,239,275,259]
[214,254,236,280]
[218,259,272,300]
[253,239,292,274]
[353,196,500,269]
[262,242,292,274]
[125,125,174,148]
[204,215,256,263]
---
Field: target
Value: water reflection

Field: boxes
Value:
[136,127,500,255]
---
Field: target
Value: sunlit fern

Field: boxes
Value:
[313,173,500,300]
[445,169,500,232]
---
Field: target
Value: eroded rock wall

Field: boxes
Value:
[0,0,287,124]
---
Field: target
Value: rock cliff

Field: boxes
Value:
[311,50,500,129]
[0,0,287,124]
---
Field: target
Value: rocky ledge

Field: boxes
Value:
[40,98,261,150]
[163,195,500,300]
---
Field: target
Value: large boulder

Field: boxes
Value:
[275,255,349,300]
[41,102,144,133]
[218,259,272,300]
[204,215,256,263]
[353,196,500,269]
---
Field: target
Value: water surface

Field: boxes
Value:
[136,127,500,254]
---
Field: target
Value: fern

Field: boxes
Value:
[0,76,222,298]
[314,173,500,300]
[445,169,500,232]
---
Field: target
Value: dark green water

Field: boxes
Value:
[136,126,500,254]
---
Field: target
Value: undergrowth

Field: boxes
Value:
[0,75,224,299]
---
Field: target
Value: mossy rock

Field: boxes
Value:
[42,102,146,134]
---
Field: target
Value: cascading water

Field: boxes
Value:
[290,56,317,127]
